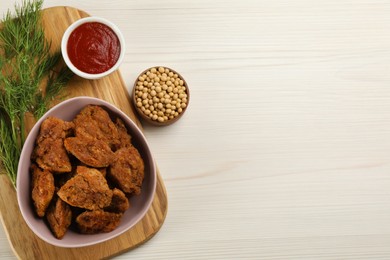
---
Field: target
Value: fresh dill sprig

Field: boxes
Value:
[0,0,73,186]
[0,116,20,185]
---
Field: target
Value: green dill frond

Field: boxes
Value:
[0,0,44,59]
[0,117,19,186]
[0,0,72,187]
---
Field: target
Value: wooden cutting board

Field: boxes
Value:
[0,6,168,259]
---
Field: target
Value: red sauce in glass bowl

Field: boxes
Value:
[67,22,121,74]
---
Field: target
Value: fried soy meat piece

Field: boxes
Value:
[32,117,74,173]
[109,146,144,195]
[31,164,55,217]
[46,197,72,239]
[64,137,114,168]
[77,162,107,177]
[104,188,130,213]
[73,105,119,148]
[57,166,113,210]
[76,210,122,234]
[114,118,132,150]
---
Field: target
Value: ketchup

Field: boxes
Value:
[67,22,120,74]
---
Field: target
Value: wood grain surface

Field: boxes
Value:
[0,6,168,260]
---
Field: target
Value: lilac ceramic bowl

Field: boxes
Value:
[16,97,156,248]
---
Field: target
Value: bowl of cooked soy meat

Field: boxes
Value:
[16,96,156,248]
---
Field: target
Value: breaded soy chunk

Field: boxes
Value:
[76,210,122,234]
[109,146,145,195]
[104,188,130,213]
[73,105,120,149]
[64,137,114,167]
[33,117,74,173]
[57,166,113,210]
[46,197,72,239]
[31,164,55,217]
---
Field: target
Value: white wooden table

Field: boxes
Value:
[1,0,390,259]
